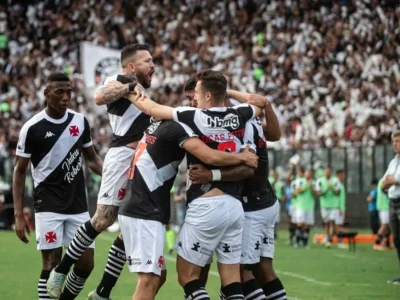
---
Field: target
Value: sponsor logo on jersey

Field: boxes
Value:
[146,260,152,265]
[45,131,55,138]
[206,113,239,129]
[191,242,201,252]
[62,149,83,183]
[147,121,161,134]
[127,256,141,266]
[222,243,231,253]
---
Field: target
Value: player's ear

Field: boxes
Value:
[44,88,49,98]
[206,91,211,102]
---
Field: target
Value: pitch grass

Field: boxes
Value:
[0,230,399,300]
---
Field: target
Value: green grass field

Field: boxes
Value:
[0,230,399,300]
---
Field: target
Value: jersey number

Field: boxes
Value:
[128,142,147,180]
[217,141,237,152]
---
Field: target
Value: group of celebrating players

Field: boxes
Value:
[13,44,287,300]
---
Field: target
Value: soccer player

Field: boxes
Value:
[335,170,348,249]
[118,117,258,300]
[47,44,155,299]
[13,73,103,300]
[294,169,316,248]
[366,179,380,234]
[315,166,341,248]
[188,90,287,299]
[374,178,391,250]
[128,69,266,299]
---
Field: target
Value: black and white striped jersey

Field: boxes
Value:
[241,118,277,212]
[172,104,255,203]
[119,120,196,224]
[101,75,151,148]
[16,109,92,214]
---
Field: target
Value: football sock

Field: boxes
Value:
[59,267,91,300]
[221,282,244,299]
[243,279,266,299]
[184,279,210,300]
[262,278,287,300]
[38,269,51,300]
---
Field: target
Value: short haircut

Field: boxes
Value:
[371,178,378,185]
[46,72,70,84]
[391,130,400,139]
[336,169,345,175]
[121,44,149,68]
[297,166,305,173]
[196,69,227,102]
[184,74,197,92]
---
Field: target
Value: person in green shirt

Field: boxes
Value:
[270,170,285,227]
[374,178,392,250]
[294,169,316,248]
[315,166,341,247]
[335,170,348,249]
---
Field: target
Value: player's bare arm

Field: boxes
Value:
[188,163,255,184]
[12,156,31,243]
[182,140,258,168]
[94,79,136,106]
[226,89,266,116]
[382,175,398,189]
[82,145,103,176]
[127,90,173,120]
[259,100,281,142]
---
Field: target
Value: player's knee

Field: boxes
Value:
[158,270,167,291]
[44,258,60,271]
[240,266,254,284]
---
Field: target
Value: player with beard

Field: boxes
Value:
[189,90,287,300]
[47,44,154,299]
[13,73,103,300]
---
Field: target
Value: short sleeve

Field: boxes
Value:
[242,121,257,152]
[172,106,197,124]
[82,117,93,148]
[166,121,198,148]
[16,123,34,158]
[233,104,255,122]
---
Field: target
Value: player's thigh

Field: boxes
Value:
[260,222,276,259]
[35,212,65,251]
[216,199,244,265]
[175,198,229,267]
[97,147,135,206]
[136,272,161,296]
[119,216,166,276]
[241,210,268,265]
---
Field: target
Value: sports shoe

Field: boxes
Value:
[387,277,400,285]
[88,289,111,300]
[373,244,386,251]
[47,269,66,299]
[384,245,393,250]
[325,241,332,248]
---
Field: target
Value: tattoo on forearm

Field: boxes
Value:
[100,85,130,104]
[91,205,118,231]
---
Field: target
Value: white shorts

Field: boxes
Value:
[275,201,281,223]
[290,207,297,223]
[35,212,95,251]
[241,201,279,264]
[175,195,244,267]
[321,208,339,223]
[97,147,135,206]
[119,216,166,276]
[295,209,315,225]
[379,210,389,225]
[336,212,345,225]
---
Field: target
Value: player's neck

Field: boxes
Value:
[121,71,137,82]
[45,107,65,119]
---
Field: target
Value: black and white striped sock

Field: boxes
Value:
[221,282,244,300]
[96,236,126,298]
[59,268,91,300]
[243,279,266,300]
[184,279,210,300]
[56,221,99,275]
[262,278,287,300]
[38,270,51,300]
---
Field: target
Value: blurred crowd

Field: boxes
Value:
[0,0,400,169]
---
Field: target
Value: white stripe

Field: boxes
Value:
[273,296,287,300]
[265,290,285,299]
[246,295,266,300]
[70,239,85,254]
[245,289,264,300]
[110,103,142,136]
[105,268,120,278]
[136,149,181,192]
[37,288,47,292]
[276,270,333,286]
[39,279,47,282]
[108,254,126,265]
[111,244,125,253]
[66,246,81,260]
[79,227,93,242]
[72,235,88,249]
[66,282,80,294]
[32,113,84,187]
[106,263,123,274]
[83,141,93,148]
[193,295,210,300]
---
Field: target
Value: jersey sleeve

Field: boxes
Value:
[172,107,197,125]
[233,104,256,122]
[82,117,93,148]
[242,121,257,152]
[166,121,198,147]
[16,123,34,158]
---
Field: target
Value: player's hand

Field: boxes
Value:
[15,215,30,244]
[240,145,258,168]
[247,95,267,109]
[188,164,212,184]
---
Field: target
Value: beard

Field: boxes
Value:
[136,71,151,88]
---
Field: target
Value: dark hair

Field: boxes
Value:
[184,74,197,92]
[121,44,149,68]
[336,169,345,175]
[371,178,378,185]
[46,72,70,83]
[196,69,227,102]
